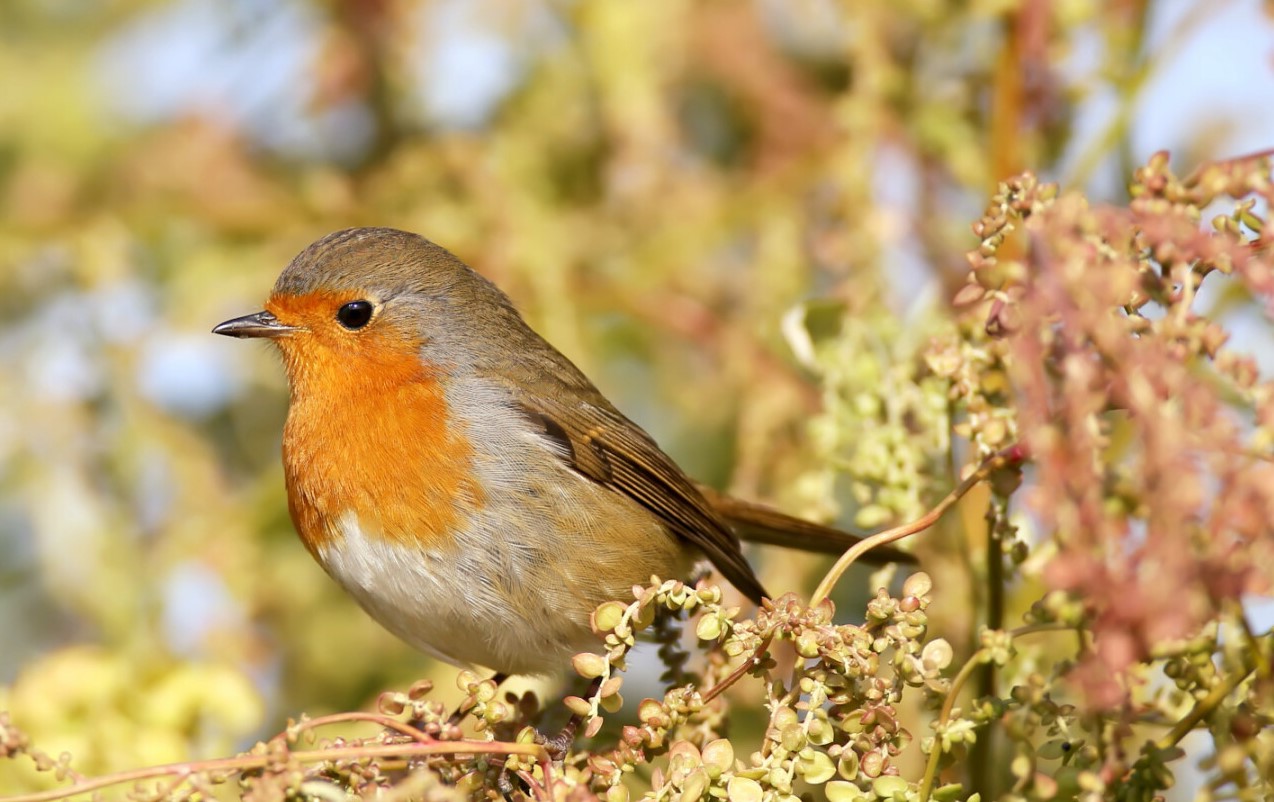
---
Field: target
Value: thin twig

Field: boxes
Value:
[702,634,775,703]
[811,444,1028,605]
[288,711,436,743]
[918,651,987,802]
[917,622,1076,802]
[0,740,550,802]
[1157,666,1254,750]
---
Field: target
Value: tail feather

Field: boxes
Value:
[696,484,918,565]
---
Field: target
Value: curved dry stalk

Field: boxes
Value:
[811,444,1028,604]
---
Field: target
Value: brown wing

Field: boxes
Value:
[517,401,768,604]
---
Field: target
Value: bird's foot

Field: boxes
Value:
[536,713,582,761]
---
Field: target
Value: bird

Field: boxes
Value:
[213,227,913,677]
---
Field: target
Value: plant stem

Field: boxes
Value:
[811,444,1028,604]
[0,740,552,802]
[971,496,1007,800]
[918,650,988,802]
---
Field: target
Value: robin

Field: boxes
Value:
[213,227,912,677]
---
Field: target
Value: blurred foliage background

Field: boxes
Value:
[2,0,1274,797]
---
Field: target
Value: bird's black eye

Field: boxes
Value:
[336,300,374,330]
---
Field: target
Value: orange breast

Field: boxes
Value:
[268,295,483,557]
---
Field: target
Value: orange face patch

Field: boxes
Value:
[265,291,483,555]
[265,290,421,379]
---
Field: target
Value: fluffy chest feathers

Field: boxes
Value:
[276,335,484,556]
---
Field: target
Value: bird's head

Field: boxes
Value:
[213,227,519,391]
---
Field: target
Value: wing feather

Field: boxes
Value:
[516,398,767,603]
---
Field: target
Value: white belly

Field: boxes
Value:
[316,488,690,676]
[316,511,569,674]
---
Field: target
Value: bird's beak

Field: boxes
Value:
[212,311,299,339]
